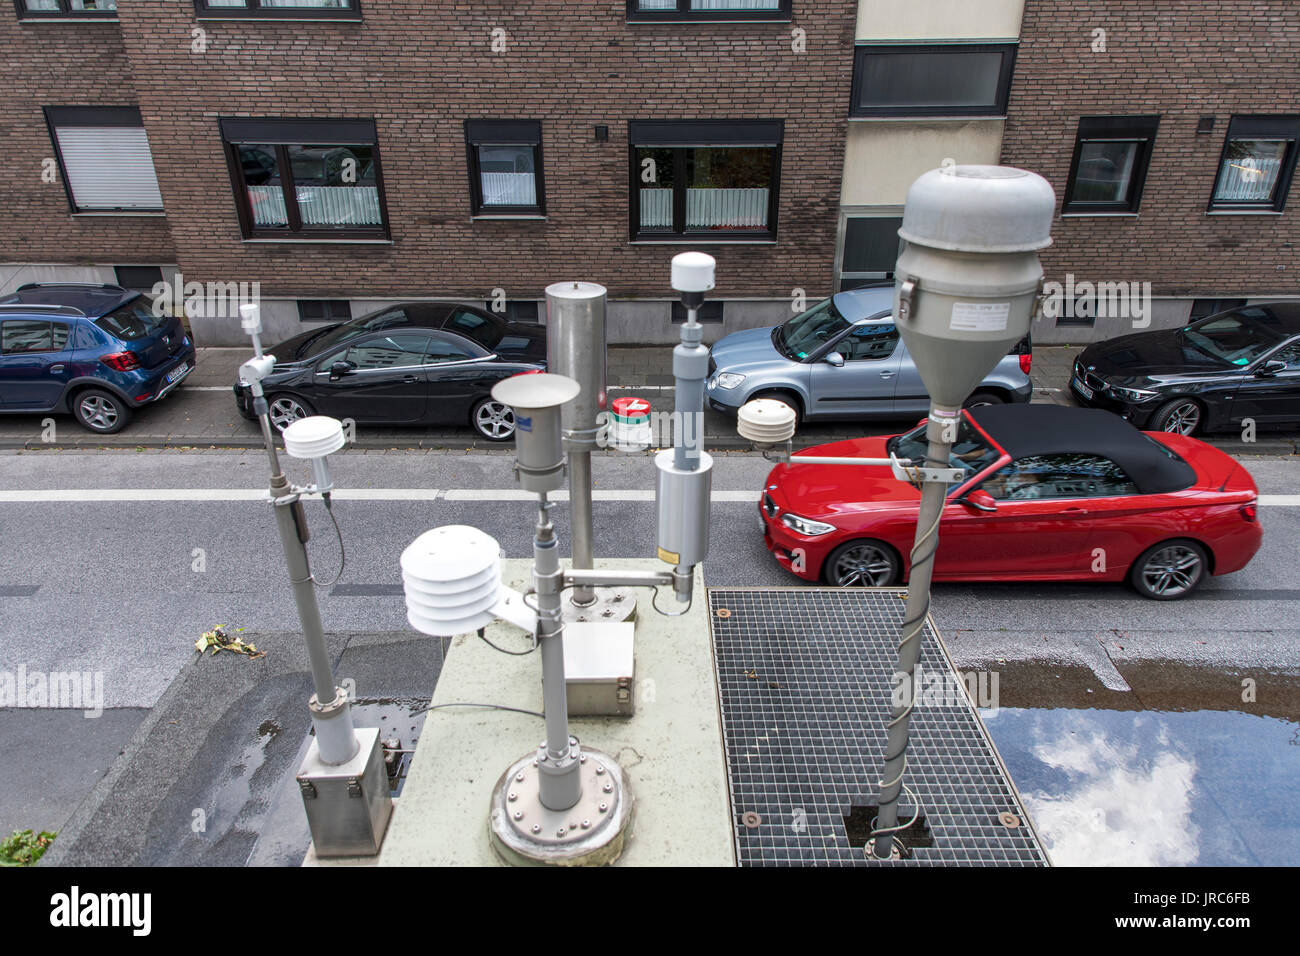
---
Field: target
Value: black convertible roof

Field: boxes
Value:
[967,404,1197,494]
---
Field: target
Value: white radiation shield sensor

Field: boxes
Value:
[401,526,536,637]
[737,398,797,445]
[282,415,346,492]
[670,252,716,294]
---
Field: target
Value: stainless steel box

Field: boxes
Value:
[297,726,394,858]
[563,622,635,717]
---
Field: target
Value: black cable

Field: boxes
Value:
[477,626,536,656]
[413,701,545,719]
[311,493,346,588]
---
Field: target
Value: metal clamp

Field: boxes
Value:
[897,278,917,322]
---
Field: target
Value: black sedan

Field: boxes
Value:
[234,302,546,440]
[1070,303,1300,435]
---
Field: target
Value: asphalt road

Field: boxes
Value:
[1,447,1296,710]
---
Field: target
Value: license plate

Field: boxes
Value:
[1072,377,1093,400]
[165,362,189,385]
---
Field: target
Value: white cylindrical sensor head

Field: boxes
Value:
[401,526,504,637]
[239,302,262,335]
[671,252,716,294]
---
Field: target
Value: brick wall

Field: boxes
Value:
[13,1,852,307]
[0,16,175,266]
[1003,0,1299,298]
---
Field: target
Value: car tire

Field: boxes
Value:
[471,397,516,442]
[1149,397,1202,436]
[72,388,132,435]
[266,394,314,432]
[752,390,803,429]
[1128,538,1209,600]
[823,538,901,588]
[964,391,1004,409]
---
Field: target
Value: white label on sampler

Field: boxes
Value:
[950,301,1011,332]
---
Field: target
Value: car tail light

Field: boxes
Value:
[1240,501,1257,521]
[100,351,141,372]
[1019,353,1032,374]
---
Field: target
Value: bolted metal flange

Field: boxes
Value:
[489,747,633,866]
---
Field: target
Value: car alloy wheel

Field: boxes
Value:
[77,393,122,432]
[268,396,310,432]
[1157,400,1201,435]
[1138,543,1205,599]
[828,541,899,587]
[473,399,516,441]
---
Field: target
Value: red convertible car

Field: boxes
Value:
[760,404,1261,600]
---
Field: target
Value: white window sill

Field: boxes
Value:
[72,210,165,217]
[195,16,361,22]
[471,215,547,221]
[243,238,393,244]
[1060,212,1140,218]
[1205,208,1284,216]
[849,115,1006,123]
[630,239,777,245]
[20,18,120,24]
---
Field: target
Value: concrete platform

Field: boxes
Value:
[374,558,734,867]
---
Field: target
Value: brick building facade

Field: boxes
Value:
[1003,0,1300,342]
[2,1,856,345]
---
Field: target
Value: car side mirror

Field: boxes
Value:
[961,489,998,512]
[1256,359,1287,377]
[825,351,845,368]
[329,360,356,380]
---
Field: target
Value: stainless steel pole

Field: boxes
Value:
[567,451,595,605]
[872,405,957,858]
[532,495,582,811]
[673,306,708,472]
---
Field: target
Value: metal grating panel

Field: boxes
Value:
[709,587,1047,866]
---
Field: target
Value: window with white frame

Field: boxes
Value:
[44,107,164,213]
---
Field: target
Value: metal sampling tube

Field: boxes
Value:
[532,496,582,811]
[872,405,957,857]
[673,304,708,472]
[545,282,608,606]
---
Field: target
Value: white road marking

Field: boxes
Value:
[0,488,1288,506]
[0,488,761,503]
[182,386,232,392]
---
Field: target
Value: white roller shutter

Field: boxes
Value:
[53,126,164,211]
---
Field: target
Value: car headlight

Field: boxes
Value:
[1107,383,1158,402]
[715,372,746,389]
[780,513,837,536]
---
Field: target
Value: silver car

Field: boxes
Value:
[705,285,1032,422]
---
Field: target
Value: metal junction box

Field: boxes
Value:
[562,622,635,717]
[297,726,394,858]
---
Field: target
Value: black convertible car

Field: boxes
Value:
[1070,302,1300,435]
[234,302,546,440]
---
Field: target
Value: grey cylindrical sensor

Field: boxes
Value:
[654,449,712,568]
[545,281,607,451]
[491,373,581,494]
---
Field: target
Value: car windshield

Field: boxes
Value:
[887,417,1002,483]
[308,307,416,356]
[1181,310,1287,367]
[96,301,167,341]
[777,297,851,360]
[443,309,506,351]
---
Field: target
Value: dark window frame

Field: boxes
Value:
[219,117,391,240]
[671,300,724,324]
[465,120,546,217]
[1062,115,1161,215]
[626,0,791,22]
[1208,115,1300,213]
[839,214,903,289]
[193,0,360,20]
[13,0,117,19]
[297,299,352,323]
[628,119,783,242]
[850,42,1017,118]
[44,106,163,214]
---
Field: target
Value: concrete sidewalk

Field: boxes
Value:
[0,345,1293,456]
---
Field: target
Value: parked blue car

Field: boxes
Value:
[706,284,1032,424]
[0,283,195,433]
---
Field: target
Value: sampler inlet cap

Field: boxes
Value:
[282,416,346,460]
[671,252,716,294]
